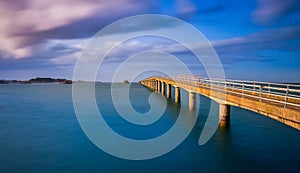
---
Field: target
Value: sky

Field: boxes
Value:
[0,0,300,82]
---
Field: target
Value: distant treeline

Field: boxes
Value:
[29,77,67,83]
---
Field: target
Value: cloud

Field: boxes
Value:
[211,26,300,48]
[209,26,300,63]
[131,26,300,64]
[175,0,197,16]
[0,0,152,59]
[0,0,232,60]
[49,53,80,66]
[252,0,300,25]
[0,38,85,72]
[0,0,95,58]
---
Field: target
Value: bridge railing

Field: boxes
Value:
[150,76,300,109]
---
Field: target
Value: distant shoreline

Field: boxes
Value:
[0,77,73,85]
[0,78,137,85]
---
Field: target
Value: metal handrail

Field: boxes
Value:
[143,76,300,109]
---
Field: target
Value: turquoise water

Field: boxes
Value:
[0,83,300,173]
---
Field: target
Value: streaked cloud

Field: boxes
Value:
[212,26,300,48]
[0,0,152,59]
[252,0,300,25]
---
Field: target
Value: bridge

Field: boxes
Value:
[140,76,300,130]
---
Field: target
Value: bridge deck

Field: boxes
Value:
[141,76,300,130]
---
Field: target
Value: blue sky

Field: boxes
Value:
[0,0,299,82]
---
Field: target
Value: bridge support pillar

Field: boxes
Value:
[161,82,165,95]
[157,81,161,92]
[219,104,230,127]
[189,92,196,110]
[152,81,155,91]
[175,87,180,103]
[166,84,171,99]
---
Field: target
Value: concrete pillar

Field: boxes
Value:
[157,81,161,92]
[219,104,230,127]
[161,82,165,95]
[175,87,180,103]
[166,84,171,99]
[189,92,196,110]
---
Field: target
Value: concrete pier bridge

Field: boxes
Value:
[140,76,300,130]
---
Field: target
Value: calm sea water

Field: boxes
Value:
[0,83,299,173]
